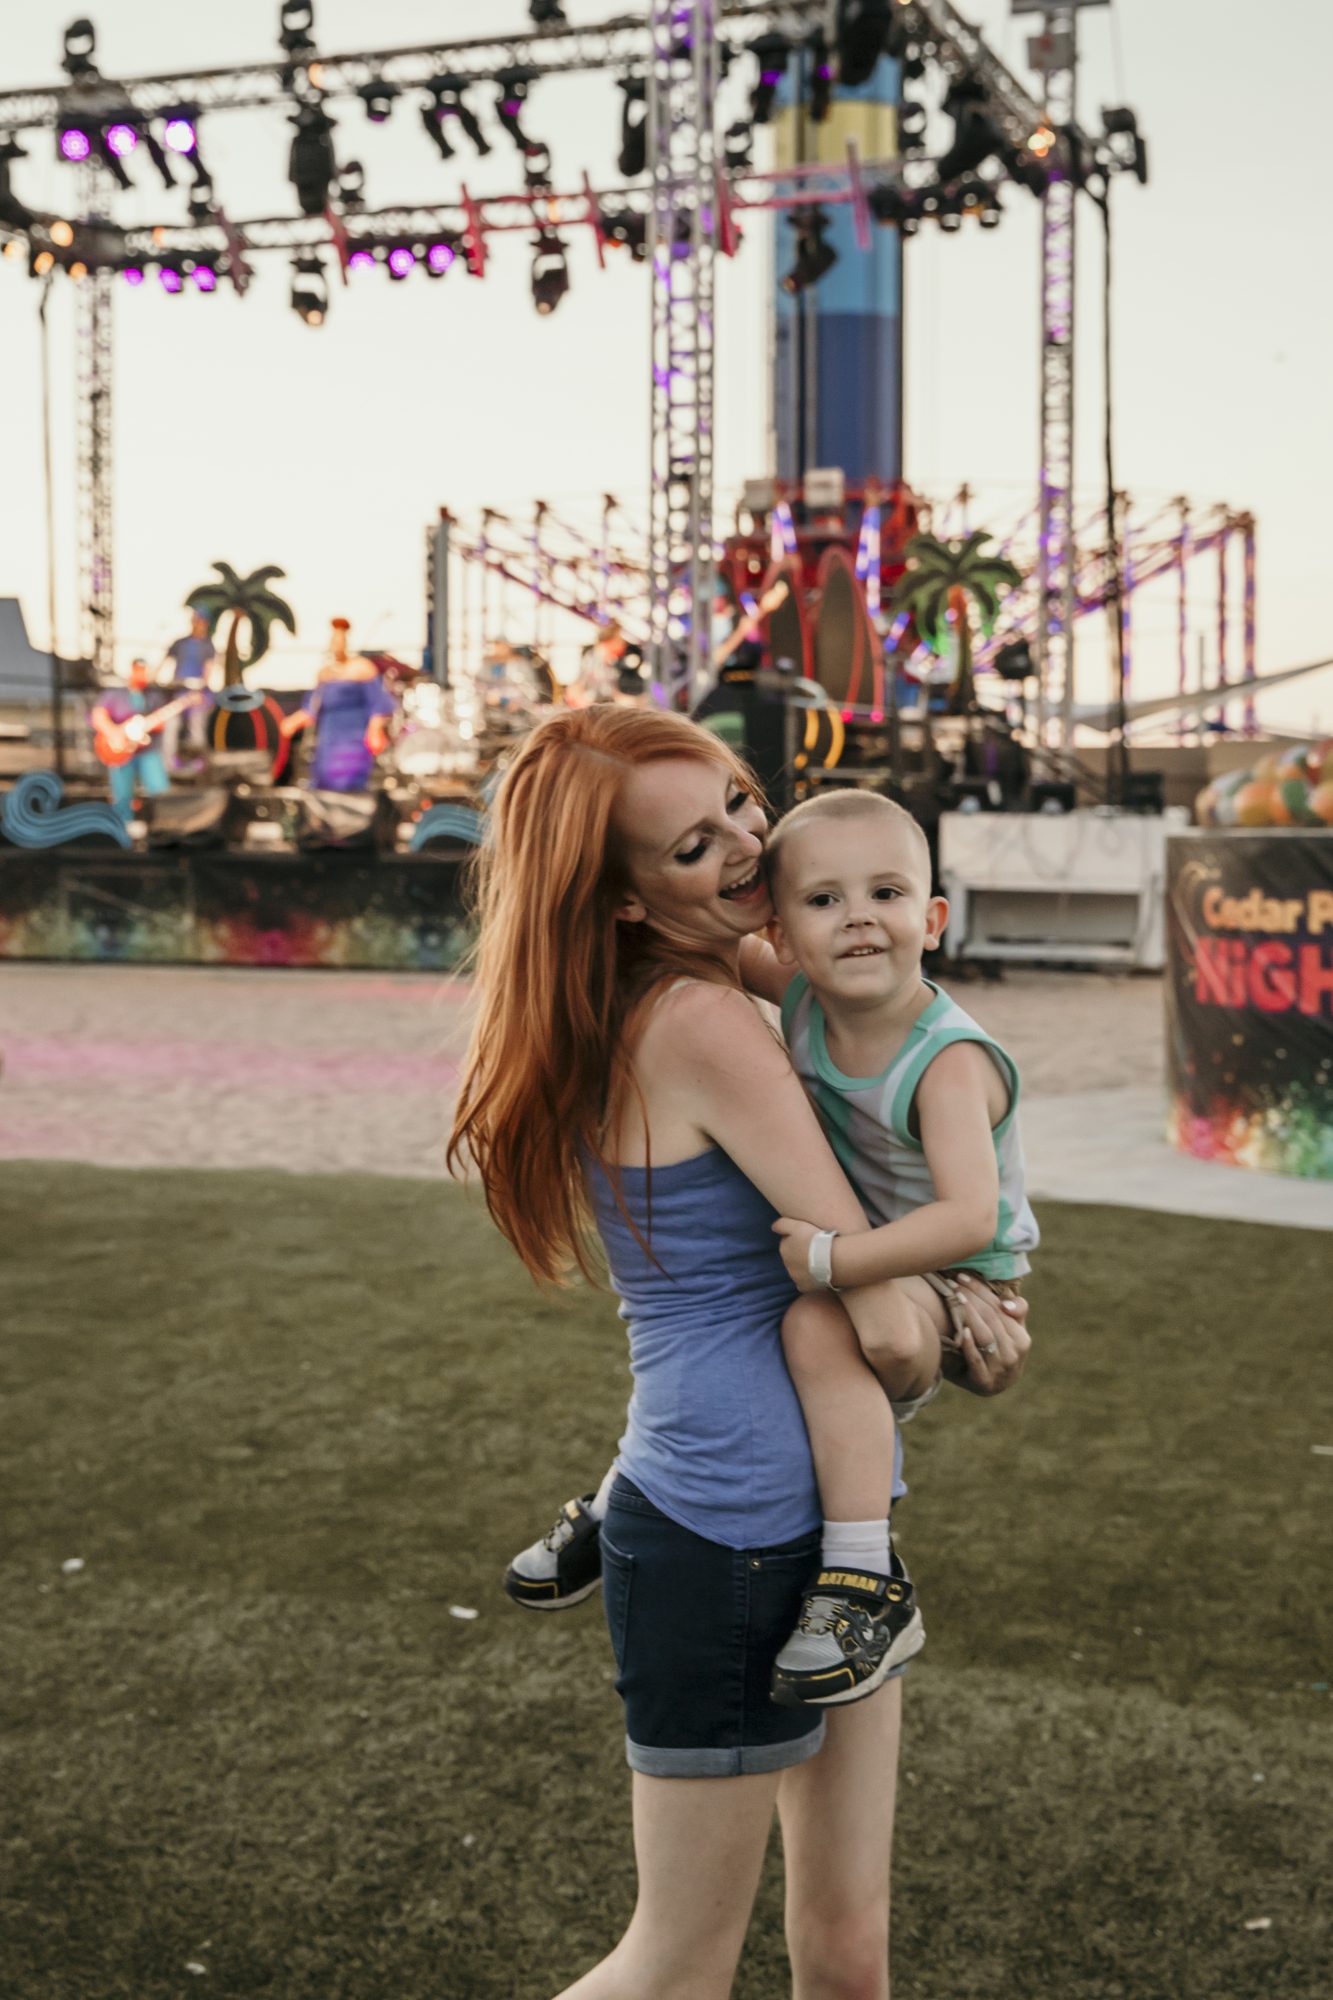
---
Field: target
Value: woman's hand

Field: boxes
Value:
[758,579,790,617]
[945,1274,1031,1397]
[772,1216,821,1293]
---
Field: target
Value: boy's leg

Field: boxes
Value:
[781,1294,895,1525]
[841,1275,952,1410]
[503,1461,617,1610]
[773,1298,924,1709]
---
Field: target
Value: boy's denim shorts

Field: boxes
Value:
[601,1475,829,1778]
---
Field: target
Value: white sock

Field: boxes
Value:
[821,1518,892,1577]
[586,1463,618,1522]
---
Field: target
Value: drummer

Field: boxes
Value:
[482,637,556,709]
[280,617,396,792]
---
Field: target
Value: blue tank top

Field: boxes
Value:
[586,1144,905,1551]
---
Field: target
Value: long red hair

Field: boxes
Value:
[447,704,760,1285]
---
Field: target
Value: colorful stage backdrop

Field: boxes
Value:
[1166,831,1333,1179]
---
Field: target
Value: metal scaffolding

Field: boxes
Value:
[75,160,115,676]
[1033,16,1078,748]
[647,0,718,706]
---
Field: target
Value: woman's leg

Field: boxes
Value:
[778,1681,902,2000]
[555,1769,781,2000]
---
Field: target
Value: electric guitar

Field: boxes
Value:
[94,693,201,769]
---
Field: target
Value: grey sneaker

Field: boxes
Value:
[769,1551,924,1707]
[503,1494,603,1611]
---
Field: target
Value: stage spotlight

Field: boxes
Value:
[425,76,491,157]
[158,262,184,293]
[31,247,55,276]
[897,98,927,154]
[50,218,75,247]
[0,139,34,230]
[618,76,647,178]
[141,128,175,189]
[62,18,98,80]
[979,189,1003,228]
[120,263,145,285]
[936,76,1003,183]
[358,80,399,123]
[1003,145,1049,196]
[279,1,316,60]
[939,205,962,232]
[346,243,376,273]
[163,112,198,155]
[523,142,554,192]
[425,237,457,276]
[1103,105,1148,184]
[749,35,790,125]
[58,124,93,163]
[835,0,892,89]
[994,637,1034,682]
[529,0,567,21]
[782,205,837,293]
[190,259,218,292]
[901,48,926,82]
[386,243,416,279]
[336,159,365,210]
[496,70,538,150]
[602,206,647,259]
[288,100,336,215]
[724,120,753,172]
[530,230,569,315]
[68,260,88,279]
[291,252,328,323]
[808,33,833,122]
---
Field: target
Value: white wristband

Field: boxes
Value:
[807,1229,841,1292]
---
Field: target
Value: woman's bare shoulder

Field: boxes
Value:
[640,979,789,1080]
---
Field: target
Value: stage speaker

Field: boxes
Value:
[951,778,997,812]
[1030,780,1077,814]
[296,788,391,850]
[142,786,230,848]
[993,638,1035,682]
[1122,769,1165,815]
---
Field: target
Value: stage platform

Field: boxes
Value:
[0,845,471,971]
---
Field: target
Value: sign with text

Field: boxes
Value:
[1165,831,1333,1179]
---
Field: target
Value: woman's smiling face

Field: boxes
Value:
[612,755,772,945]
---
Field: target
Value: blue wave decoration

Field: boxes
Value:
[1,770,132,850]
[409,803,485,851]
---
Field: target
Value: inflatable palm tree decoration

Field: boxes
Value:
[186,564,296,687]
[891,531,1022,714]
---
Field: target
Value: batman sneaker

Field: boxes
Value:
[503,1494,603,1611]
[769,1552,924,1708]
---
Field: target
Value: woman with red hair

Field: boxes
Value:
[449,704,1027,1999]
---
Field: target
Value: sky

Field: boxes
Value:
[1,0,1331,732]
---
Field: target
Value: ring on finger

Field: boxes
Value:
[980,1340,999,1358]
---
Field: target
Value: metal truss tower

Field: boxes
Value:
[75,161,115,675]
[647,0,718,706]
[1023,2,1099,744]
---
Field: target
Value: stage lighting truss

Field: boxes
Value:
[290,249,327,322]
[530,227,569,314]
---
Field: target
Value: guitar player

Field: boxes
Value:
[90,658,178,824]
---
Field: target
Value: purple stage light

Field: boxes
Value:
[163,117,197,155]
[348,249,375,273]
[387,245,416,277]
[105,124,138,157]
[426,242,455,274]
[60,127,92,162]
[159,266,183,293]
[121,265,145,286]
[193,265,217,292]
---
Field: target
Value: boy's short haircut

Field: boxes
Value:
[766,789,932,892]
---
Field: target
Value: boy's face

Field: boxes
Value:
[769,815,948,1008]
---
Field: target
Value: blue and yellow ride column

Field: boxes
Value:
[772,56,903,484]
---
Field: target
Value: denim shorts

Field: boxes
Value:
[601,1475,828,1778]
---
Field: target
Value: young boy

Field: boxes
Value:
[505,790,1036,1708]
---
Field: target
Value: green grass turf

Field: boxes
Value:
[1,1162,1330,2000]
